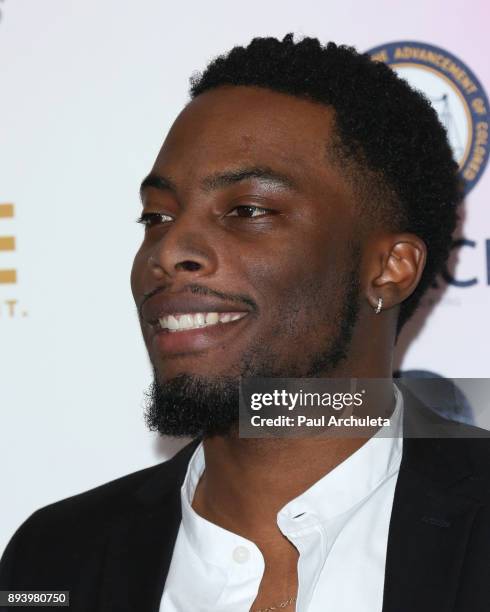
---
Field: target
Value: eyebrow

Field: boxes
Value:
[140,174,178,199]
[139,165,298,200]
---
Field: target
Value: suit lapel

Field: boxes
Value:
[97,439,201,612]
[382,388,483,612]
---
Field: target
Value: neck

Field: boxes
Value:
[192,371,396,544]
[192,435,366,542]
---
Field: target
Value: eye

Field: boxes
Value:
[136,212,173,228]
[227,205,272,218]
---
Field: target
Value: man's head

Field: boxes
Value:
[130,34,461,438]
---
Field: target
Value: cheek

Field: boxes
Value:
[244,230,353,340]
[243,241,336,321]
[250,228,342,298]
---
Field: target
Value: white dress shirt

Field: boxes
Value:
[160,385,404,612]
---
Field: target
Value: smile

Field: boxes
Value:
[158,312,248,333]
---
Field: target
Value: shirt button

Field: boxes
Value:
[232,545,250,564]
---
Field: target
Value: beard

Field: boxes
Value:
[144,258,361,439]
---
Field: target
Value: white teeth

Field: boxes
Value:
[195,313,206,327]
[157,312,247,332]
[205,312,219,325]
[179,314,194,330]
[166,315,179,330]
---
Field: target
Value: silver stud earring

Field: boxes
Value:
[374,297,383,314]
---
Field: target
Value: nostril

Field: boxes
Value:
[179,260,201,272]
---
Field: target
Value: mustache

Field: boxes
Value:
[138,283,258,321]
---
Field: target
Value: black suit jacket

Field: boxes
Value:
[1,387,490,612]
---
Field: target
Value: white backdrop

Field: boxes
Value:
[1,0,489,554]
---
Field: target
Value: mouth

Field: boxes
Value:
[157,311,248,332]
[151,311,251,356]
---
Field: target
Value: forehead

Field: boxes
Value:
[152,86,346,195]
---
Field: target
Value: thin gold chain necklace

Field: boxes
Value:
[254,595,297,612]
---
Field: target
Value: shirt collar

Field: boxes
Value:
[180,383,403,566]
[181,436,264,571]
[277,384,403,534]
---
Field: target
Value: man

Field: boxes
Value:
[1,34,489,612]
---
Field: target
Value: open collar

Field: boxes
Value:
[96,386,487,612]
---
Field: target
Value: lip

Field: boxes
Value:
[140,291,252,325]
[151,312,251,356]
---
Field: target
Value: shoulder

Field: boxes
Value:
[402,415,490,506]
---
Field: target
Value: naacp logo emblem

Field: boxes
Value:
[368,41,489,195]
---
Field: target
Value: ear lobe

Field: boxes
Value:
[370,236,426,310]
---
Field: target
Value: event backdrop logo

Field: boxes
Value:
[368,41,489,195]
[0,202,27,318]
[0,203,16,285]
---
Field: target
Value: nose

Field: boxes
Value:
[148,216,218,281]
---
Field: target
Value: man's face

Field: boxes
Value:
[131,86,363,437]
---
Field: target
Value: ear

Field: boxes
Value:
[366,234,427,312]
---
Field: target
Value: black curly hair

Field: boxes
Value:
[189,33,462,331]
